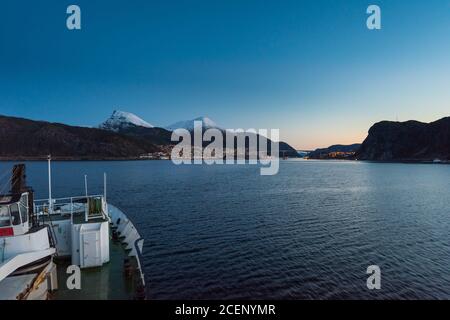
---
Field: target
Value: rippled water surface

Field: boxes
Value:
[3,160,450,299]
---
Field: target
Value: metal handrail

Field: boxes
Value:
[134,237,147,297]
[34,194,107,222]
[34,194,104,203]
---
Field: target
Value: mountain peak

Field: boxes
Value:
[165,116,220,131]
[100,110,153,131]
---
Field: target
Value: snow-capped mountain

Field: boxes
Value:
[165,116,221,131]
[99,110,153,131]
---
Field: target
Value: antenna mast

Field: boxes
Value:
[48,155,53,214]
[103,173,107,203]
[84,175,88,198]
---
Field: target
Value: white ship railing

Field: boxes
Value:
[34,195,108,223]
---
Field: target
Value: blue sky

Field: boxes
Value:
[1,0,449,149]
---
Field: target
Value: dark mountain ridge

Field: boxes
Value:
[0,114,298,159]
[113,124,174,146]
[356,117,450,161]
[0,115,162,160]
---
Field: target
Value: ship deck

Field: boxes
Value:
[50,239,139,300]
[36,202,145,300]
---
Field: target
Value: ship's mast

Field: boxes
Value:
[47,155,53,214]
[103,172,108,216]
[84,175,88,198]
[103,172,107,203]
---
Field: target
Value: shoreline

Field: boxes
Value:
[305,158,450,164]
[0,157,167,162]
[1,156,449,165]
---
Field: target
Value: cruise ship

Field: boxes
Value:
[0,160,146,300]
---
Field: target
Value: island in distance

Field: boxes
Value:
[307,116,450,163]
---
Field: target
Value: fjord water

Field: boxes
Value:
[4,160,450,299]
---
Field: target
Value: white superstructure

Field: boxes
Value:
[0,162,146,300]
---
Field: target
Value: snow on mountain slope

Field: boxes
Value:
[165,116,221,131]
[99,110,153,131]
